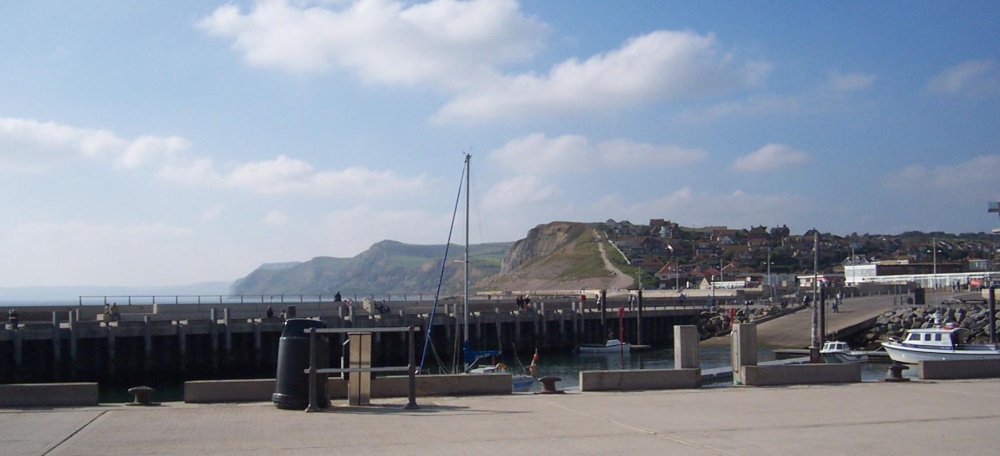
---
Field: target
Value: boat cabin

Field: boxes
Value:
[822,341,849,352]
[901,326,969,349]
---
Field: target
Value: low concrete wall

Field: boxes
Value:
[0,383,99,408]
[740,363,861,386]
[579,368,700,392]
[374,374,512,397]
[184,374,511,403]
[185,379,275,403]
[920,359,1000,379]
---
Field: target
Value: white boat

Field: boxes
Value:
[820,341,869,363]
[881,323,1000,364]
[577,339,631,355]
[468,362,535,392]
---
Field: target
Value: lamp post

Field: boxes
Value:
[932,237,937,290]
[766,247,772,299]
[927,237,941,289]
[667,244,679,290]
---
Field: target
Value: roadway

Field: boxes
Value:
[702,289,970,349]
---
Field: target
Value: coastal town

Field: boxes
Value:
[604,219,998,291]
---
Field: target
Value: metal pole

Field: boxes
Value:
[405,326,419,409]
[306,327,320,412]
[990,286,997,345]
[767,247,771,299]
[810,232,820,362]
[463,154,470,355]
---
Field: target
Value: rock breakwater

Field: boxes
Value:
[864,302,1000,347]
[697,304,790,339]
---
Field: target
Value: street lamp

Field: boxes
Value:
[927,237,942,289]
[766,247,772,299]
[667,244,678,290]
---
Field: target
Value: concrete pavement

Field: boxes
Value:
[4,378,1000,455]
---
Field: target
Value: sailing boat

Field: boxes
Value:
[420,153,535,392]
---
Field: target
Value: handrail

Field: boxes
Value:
[303,326,421,412]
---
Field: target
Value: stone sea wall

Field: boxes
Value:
[696,304,789,339]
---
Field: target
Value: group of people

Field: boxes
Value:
[515,295,533,310]
[799,292,843,313]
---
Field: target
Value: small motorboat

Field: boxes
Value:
[881,322,1000,364]
[576,338,631,355]
[820,341,869,363]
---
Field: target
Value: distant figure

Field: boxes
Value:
[266,306,274,318]
[103,303,111,316]
[8,308,18,330]
[278,309,286,320]
[516,295,525,310]
[334,291,342,302]
[628,294,636,310]
[110,303,120,322]
[579,293,586,311]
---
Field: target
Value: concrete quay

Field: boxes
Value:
[3,379,999,455]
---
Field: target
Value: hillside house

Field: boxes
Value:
[631,257,665,274]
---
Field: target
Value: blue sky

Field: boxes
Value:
[1,0,998,288]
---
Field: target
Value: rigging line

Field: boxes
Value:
[418,155,467,373]
[467,156,490,246]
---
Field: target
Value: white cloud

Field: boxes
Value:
[483,175,562,209]
[883,155,1000,195]
[435,30,770,122]
[0,117,191,172]
[197,0,547,88]
[926,59,1000,99]
[731,143,810,172]
[199,3,769,123]
[490,133,706,174]
[0,117,127,171]
[0,116,427,198]
[115,135,191,170]
[828,71,876,92]
[263,210,289,227]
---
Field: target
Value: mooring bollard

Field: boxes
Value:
[537,377,564,394]
[883,362,910,382]
[126,386,159,406]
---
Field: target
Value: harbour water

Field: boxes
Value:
[510,347,918,393]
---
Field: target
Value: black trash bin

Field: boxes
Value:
[272,318,329,410]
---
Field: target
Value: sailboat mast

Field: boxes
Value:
[463,153,470,346]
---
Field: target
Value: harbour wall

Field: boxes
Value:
[0,293,704,385]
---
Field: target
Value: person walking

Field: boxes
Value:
[8,308,19,330]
